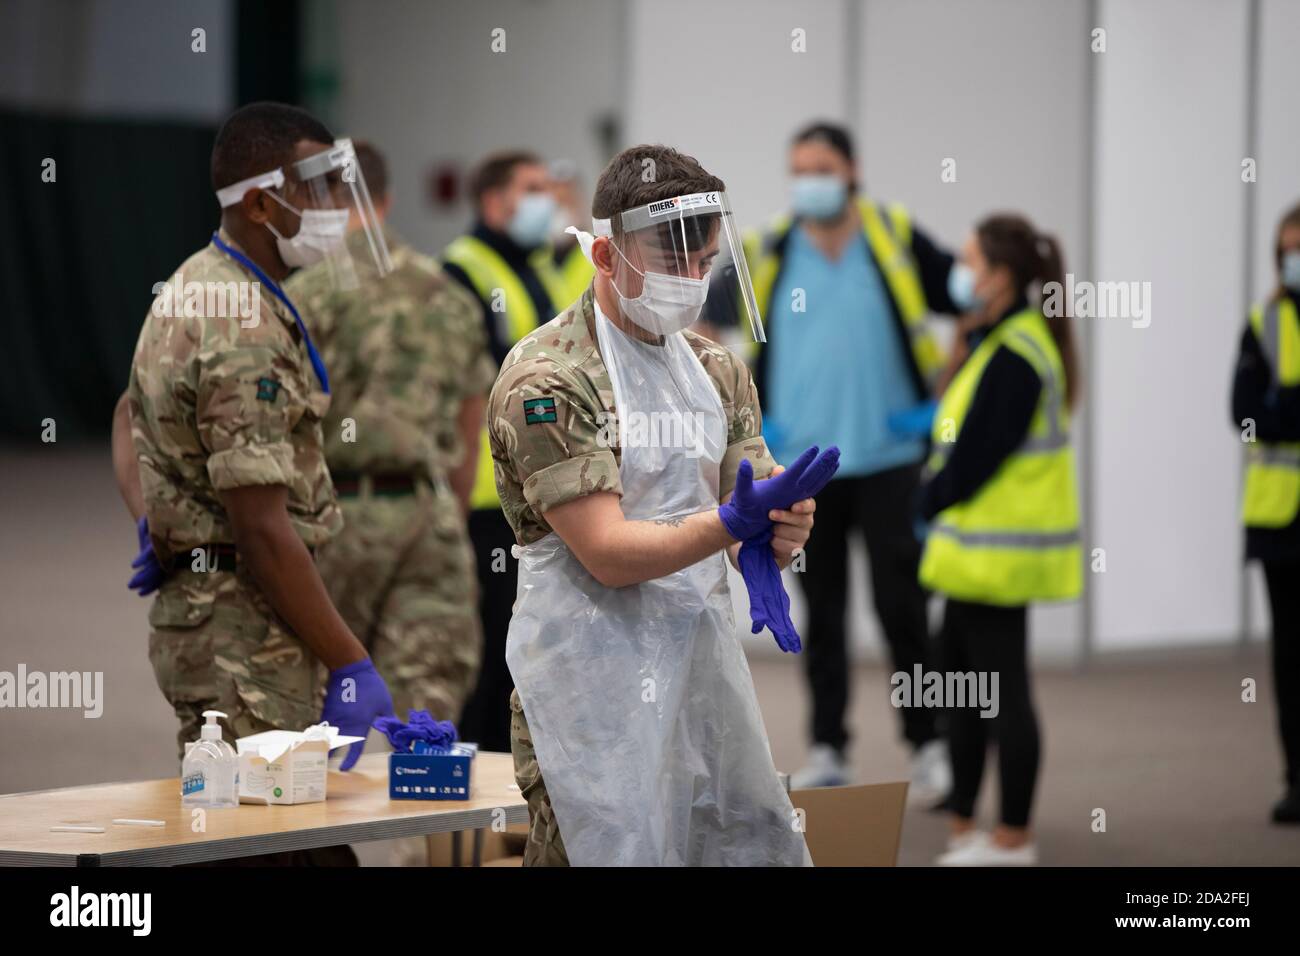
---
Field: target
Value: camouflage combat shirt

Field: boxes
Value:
[286,227,496,479]
[128,230,341,567]
[488,286,776,546]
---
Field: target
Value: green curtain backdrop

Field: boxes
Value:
[0,110,218,441]
[0,0,303,441]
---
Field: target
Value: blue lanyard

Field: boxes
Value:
[210,232,330,394]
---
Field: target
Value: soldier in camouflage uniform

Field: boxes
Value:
[130,242,339,756]
[113,106,393,776]
[491,293,781,866]
[287,142,495,723]
[489,145,824,866]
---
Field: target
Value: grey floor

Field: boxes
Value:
[2,447,1297,865]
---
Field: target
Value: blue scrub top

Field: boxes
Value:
[765,226,923,477]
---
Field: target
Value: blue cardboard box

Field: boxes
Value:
[387,742,476,801]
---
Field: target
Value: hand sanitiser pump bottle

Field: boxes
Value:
[181,710,239,808]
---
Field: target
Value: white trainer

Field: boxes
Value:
[790,744,850,789]
[909,738,953,804]
[945,828,982,853]
[936,831,1038,866]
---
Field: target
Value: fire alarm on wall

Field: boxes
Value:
[428,162,461,209]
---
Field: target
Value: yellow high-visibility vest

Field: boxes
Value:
[443,234,592,510]
[746,198,943,387]
[1241,296,1300,528]
[554,241,595,308]
[919,308,1082,605]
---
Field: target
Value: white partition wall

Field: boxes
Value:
[336,0,623,254]
[1092,0,1250,649]
[624,0,850,230]
[858,0,1091,254]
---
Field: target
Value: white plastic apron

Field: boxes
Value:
[505,304,811,866]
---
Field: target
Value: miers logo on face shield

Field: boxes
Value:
[647,193,721,218]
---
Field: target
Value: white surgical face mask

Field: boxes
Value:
[507,193,557,249]
[790,174,847,220]
[265,191,350,268]
[947,262,985,312]
[1283,250,1300,292]
[609,240,709,336]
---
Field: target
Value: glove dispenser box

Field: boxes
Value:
[388,742,477,801]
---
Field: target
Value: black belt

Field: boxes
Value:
[170,543,238,573]
[333,471,423,497]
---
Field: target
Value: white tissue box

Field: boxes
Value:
[235,724,364,805]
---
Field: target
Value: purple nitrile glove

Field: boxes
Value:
[738,529,800,653]
[373,709,458,753]
[128,516,165,597]
[321,658,395,771]
[718,444,842,542]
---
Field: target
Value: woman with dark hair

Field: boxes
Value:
[1231,202,1300,825]
[917,213,1082,865]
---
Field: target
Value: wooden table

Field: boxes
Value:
[0,752,527,866]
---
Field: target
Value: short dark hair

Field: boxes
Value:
[210,102,334,192]
[592,145,724,223]
[791,121,855,164]
[468,150,542,205]
[352,140,388,199]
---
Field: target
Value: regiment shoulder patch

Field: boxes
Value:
[256,376,281,402]
[523,396,557,425]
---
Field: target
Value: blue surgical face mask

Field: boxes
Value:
[506,193,556,248]
[948,262,984,312]
[1283,250,1300,292]
[791,175,847,221]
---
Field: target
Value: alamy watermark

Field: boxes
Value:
[152,274,261,327]
[890,665,999,719]
[49,886,150,935]
[0,664,103,718]
[1043,273,1151,328]
[596,410,710,459]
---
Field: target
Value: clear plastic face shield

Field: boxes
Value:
[285,138,393,289]
[216,139,394,290]
[593,191,765,342]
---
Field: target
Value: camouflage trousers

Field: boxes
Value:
[148,567,325,763]
[509,687,569,866]
[316,480,481,722]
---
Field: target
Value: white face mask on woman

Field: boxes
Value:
[1283,250,1300,292]
[608,239,709,336]
[264,191,350,269]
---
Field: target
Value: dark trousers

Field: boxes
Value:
[458,508,518,753]
[940,599,1039,828]
[793,464,937,754]
[1262,558,1300,790]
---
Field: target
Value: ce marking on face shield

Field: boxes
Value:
[647,191,721,218]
